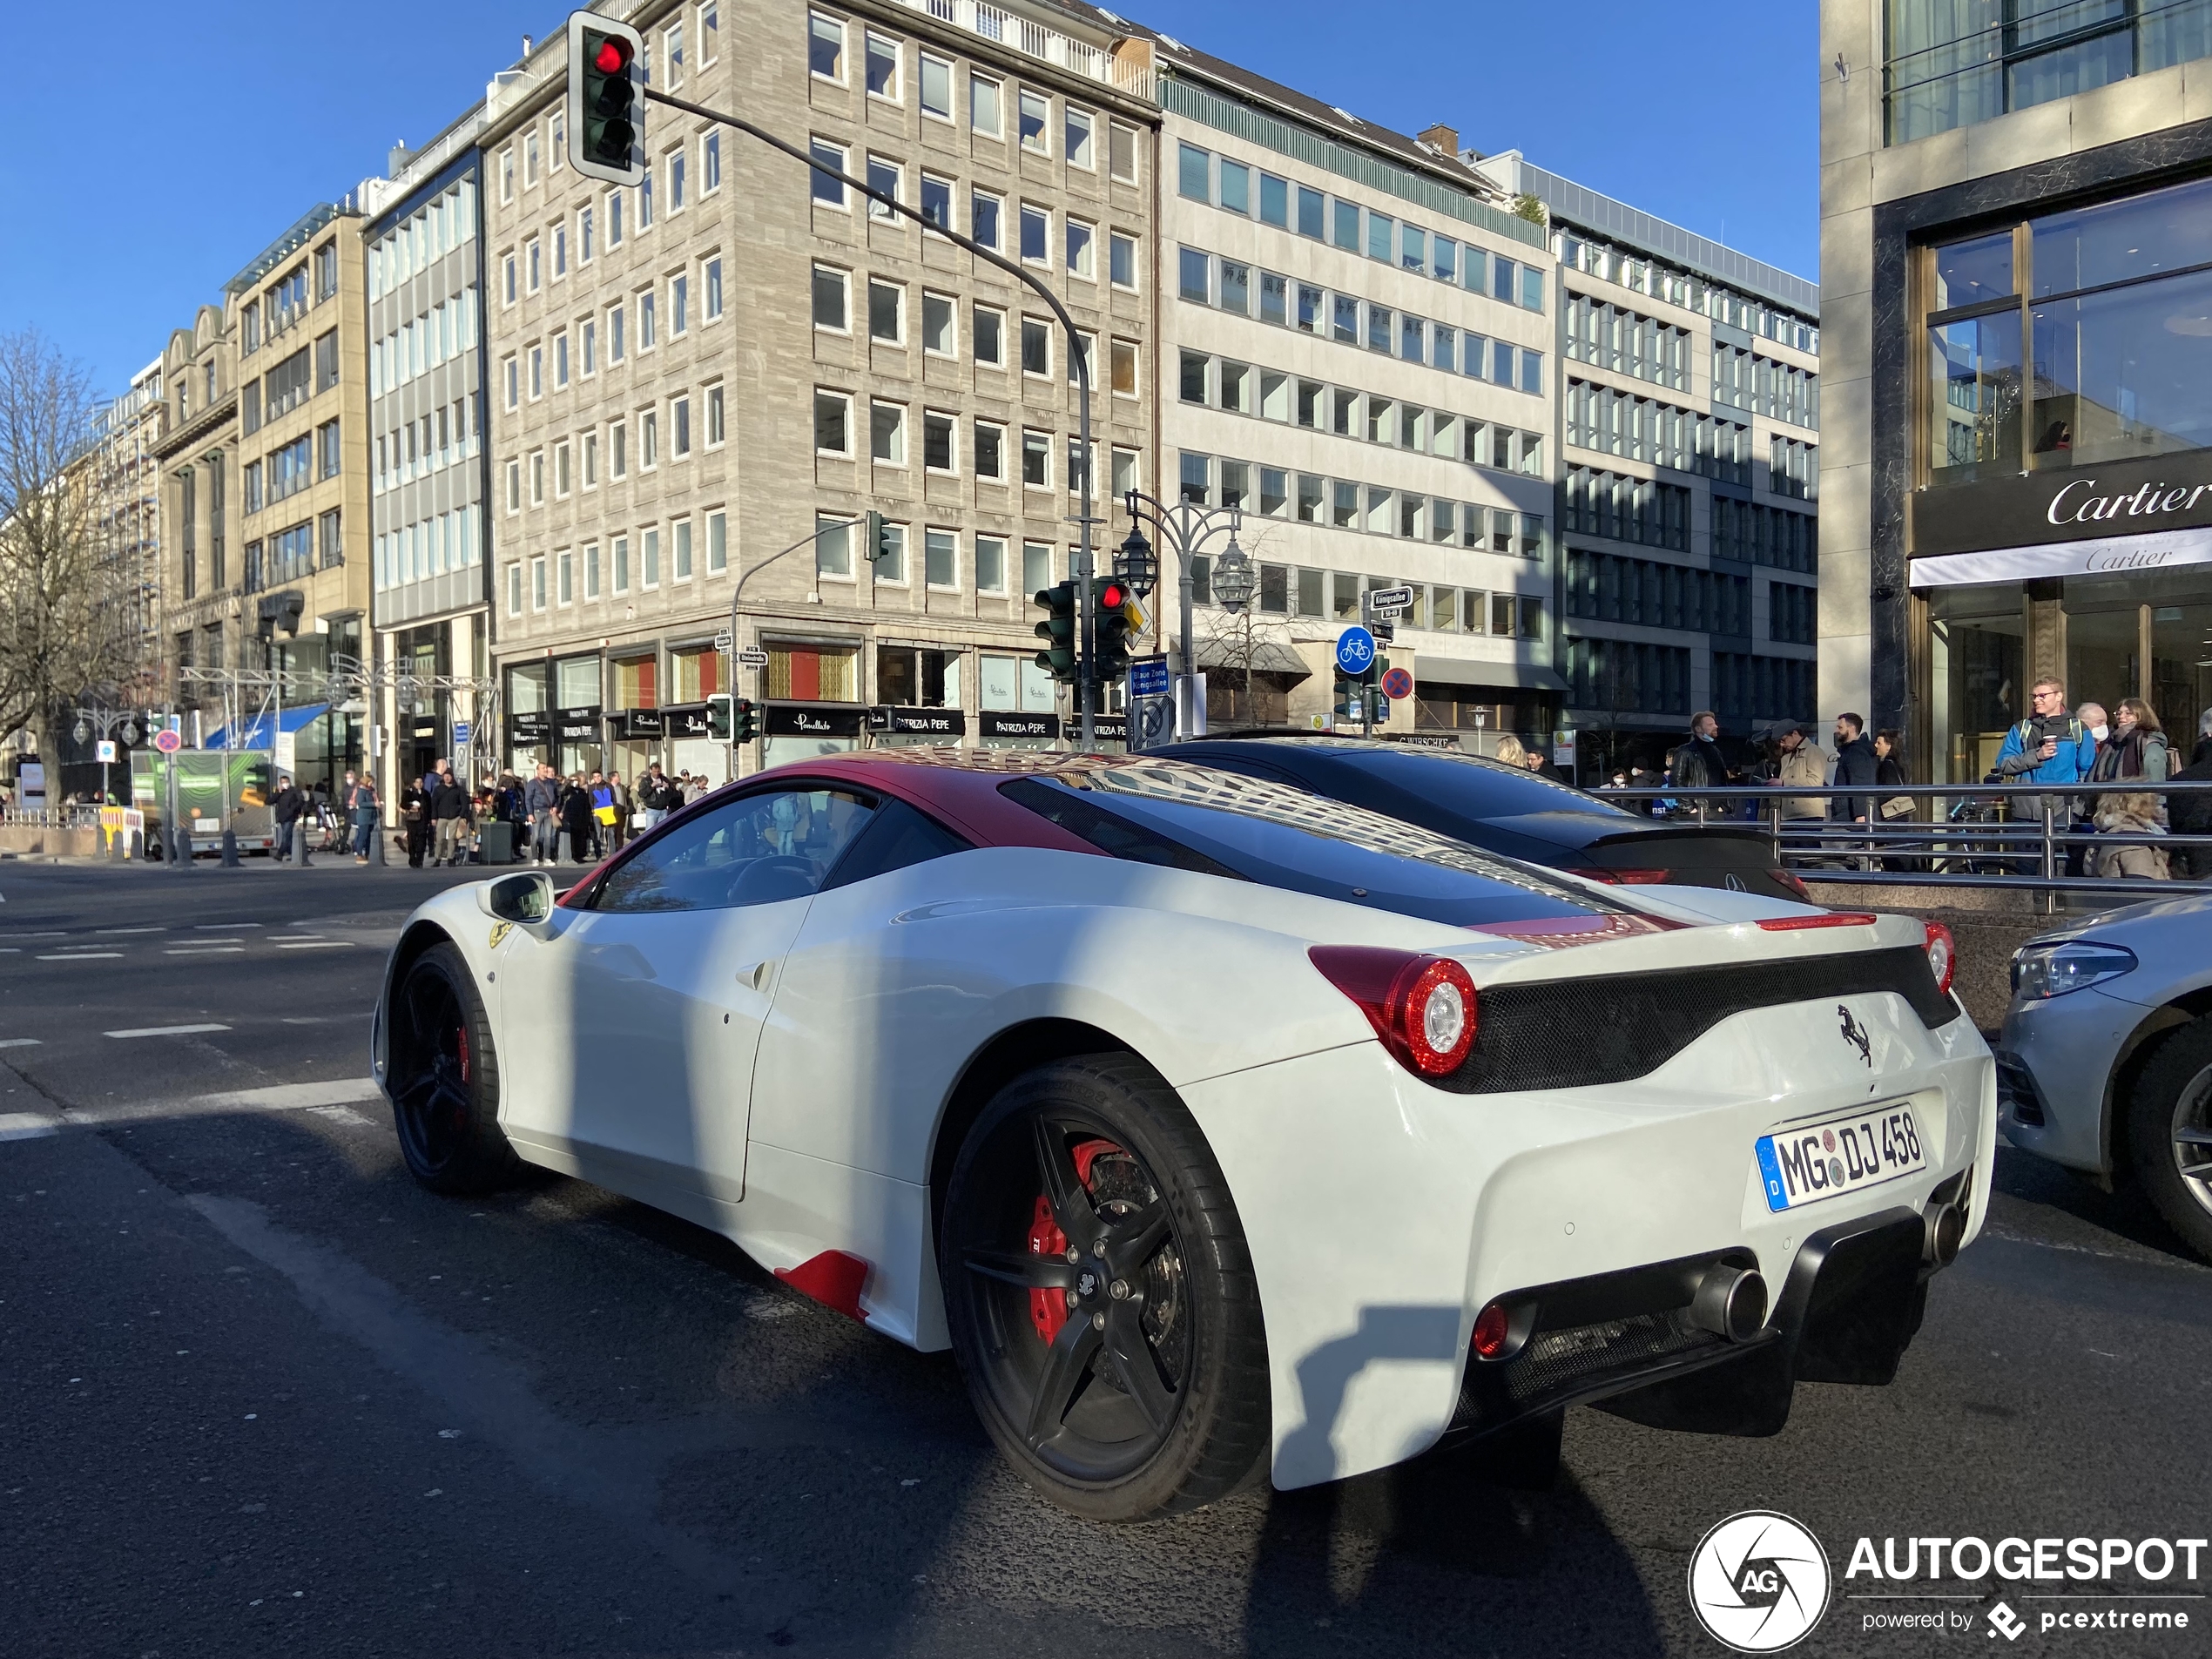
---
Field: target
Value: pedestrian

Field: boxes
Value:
[560,772,596,863]
[1995,677,2094,843]
[1770,721,1831,824]
[685,771,708,806]
[401,774,433,867]
[2166,706,2212,880]
[2092,791,2170,880]
[271,772,307,863]
[1669,711,1731,818]
[2087,697,2172,791]
[525,762,562,865]
[589,768,616,859]
[1829,712,1879,866]
[606,771,632,850]
[637,762,674,831]
[349,772,381,862]
[1521,744,1569,785]
[1873,729,1913,871]
[431,770,470,867]
[1492,734,1526,767]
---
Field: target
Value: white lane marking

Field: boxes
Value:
[0,1038,40,1049]
[270,935,325,941]
[0,1112,58,1141]
[307,1104,373,1126]
[6,932,69,939]
[39,952,123,961]
[193,1078,381,1110]
[104,1024,232,1039]
[277,941,354,951]
[196,922,264,929]
[95,927,167,935]
[165,948,245,956]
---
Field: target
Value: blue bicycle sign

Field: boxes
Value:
[1334,626,1377,676]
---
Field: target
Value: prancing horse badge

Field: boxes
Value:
[1837,1003,1872,1067]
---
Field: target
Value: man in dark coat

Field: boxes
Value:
[270,774,307,864]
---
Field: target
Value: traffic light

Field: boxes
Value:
[865,511,897,567]
[732,698,758,744]
[1033,581,1078,684]
[1093,577,1138,686]
[567,14,645,186]
[706,691,733,741]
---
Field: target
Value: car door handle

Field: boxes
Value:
[738,961,774,990]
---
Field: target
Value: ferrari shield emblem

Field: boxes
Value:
[489,921,514,949]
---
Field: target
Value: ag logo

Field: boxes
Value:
[1687,1510,1831,1653]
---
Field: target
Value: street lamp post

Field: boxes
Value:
[71,706,144,806]
[1115,491,1244,738]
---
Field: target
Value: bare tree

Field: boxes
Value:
[0,329,133,782]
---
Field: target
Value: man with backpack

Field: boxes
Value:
[1995,676,2095,845]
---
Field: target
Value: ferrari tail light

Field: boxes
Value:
[1308,946,1478,1079]
[1924,919,1957,997]
[1770,868,1810,901]
[1568,867,1669,885]
[1470,1298,1512,1359]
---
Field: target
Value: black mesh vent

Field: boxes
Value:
[1445,945,1958,1095]
[1504,1310,1719,1405]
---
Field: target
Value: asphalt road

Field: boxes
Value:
[3,860,2209,1658]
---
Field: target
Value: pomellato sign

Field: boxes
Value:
[1914,448,2212,558]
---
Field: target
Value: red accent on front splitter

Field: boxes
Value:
[774,1250,870,1320]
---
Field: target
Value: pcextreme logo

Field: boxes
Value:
[1688,1511,1833,1653]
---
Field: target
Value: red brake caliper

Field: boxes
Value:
[1028,1138,1122,1344]
[456,1025,470,1086]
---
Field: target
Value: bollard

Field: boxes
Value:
[367,820,387,865]
[293,821,311,867]
[220,827,240,868]
[129,828,144,861]
[172,827,194,869]
[108,827,125,865]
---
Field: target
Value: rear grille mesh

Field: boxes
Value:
[1447,945,1957,1094]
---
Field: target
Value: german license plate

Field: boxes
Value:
[1756,1104,1925,1212]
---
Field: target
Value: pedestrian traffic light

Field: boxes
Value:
[567,13,645,186]
[1093,577,1138,686]
[1033,581,1078,684]
[732,697,758,744]
[865,511,896,567]
[706,691,733,741]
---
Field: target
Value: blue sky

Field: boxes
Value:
[0,0,1816,399]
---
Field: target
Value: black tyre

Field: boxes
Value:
[941,1055,1271,1522]
[388,941,518,1195]
[2128,1015,2212,1263]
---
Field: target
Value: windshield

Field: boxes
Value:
[1000,759,1615,929]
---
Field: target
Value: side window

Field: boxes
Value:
[820,798,972,889]
[594,787,877,912]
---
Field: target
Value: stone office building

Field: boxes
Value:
[1476,152,1823,779]
[482,0,1157,783]
[1823,0,2212,780]
[364,111,495,797]
[1142,33,1560,739]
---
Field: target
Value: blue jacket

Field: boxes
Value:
[1995,717,2094,786]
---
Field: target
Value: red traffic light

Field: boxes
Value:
[592,36,631,73]
[1098,580,1130,610]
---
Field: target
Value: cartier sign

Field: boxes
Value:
[1914,448,2212,558]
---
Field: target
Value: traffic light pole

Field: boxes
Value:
[642,85,1101,747]
[721,516,861,778]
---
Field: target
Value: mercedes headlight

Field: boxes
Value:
[2009,941,2138,1000]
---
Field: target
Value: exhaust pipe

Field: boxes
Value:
[1689,1264,1768,1343]
[1923,1201,1966,1268]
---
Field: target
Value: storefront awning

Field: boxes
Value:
[1910,524,2212,588]
[204,704,329,750]
[1408,655,1568,692]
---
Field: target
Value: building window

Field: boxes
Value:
[706,384,725,446]
[924,410,954,472]
[1065,107,1094,168]
[971,188,1001,249]
[974,305,1003,365]
[1018,89,1049,153]
[971,72,1001,136]
[871,401,906,464]
[974,420,1005,480]
[865,30,899,98]
[815,389,851,454]
[1109,232,1136,289]
[708,510,727,574]
[813,264,849,330]
[869,279,903,343]
[809,10,844,79]
[810,138,846,206]
[1110,121,1138,183]
[1022,428,1049,487]
[921,53,952,119]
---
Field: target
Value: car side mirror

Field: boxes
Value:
[477,869,554,924]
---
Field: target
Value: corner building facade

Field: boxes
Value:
[1824,0,2212,779]
[484,0,1157,780]
[1478,153,1822,779]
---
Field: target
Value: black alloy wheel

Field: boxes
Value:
[389,942,517,1195]
[2130,1015,2212,1263]
[942,1055,1269,1522]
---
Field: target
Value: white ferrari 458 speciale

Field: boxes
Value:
[373,749,1993,1521]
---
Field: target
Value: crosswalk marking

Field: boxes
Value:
[277,941,354,951]
[0,1112,58,1141]
[39,952,122,961]
[194,1078,381,1110]
[103,1023,232,1039]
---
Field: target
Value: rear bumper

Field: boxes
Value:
[1451,1199,1956,1446]
[1180,995,1995,1491]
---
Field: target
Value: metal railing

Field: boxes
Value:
[0,806,108,830]
[1596,781,2212,907]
